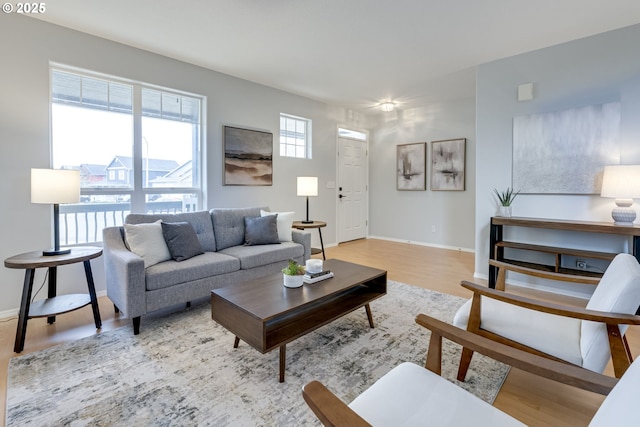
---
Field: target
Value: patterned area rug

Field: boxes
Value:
[7,281,509,426]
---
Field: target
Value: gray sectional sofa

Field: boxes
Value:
[102,207,311,334]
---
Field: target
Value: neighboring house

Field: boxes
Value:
[105,155,179,187]
[78,163,107,186]
[149,160,192,188]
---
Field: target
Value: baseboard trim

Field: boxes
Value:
[367,235,474,253]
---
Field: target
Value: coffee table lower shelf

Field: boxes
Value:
[211,259,387,382]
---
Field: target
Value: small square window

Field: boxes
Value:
[280,113,311,159]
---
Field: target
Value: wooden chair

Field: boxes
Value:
[303,314,628,427]
[453,254,640,381]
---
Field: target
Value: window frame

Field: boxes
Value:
[50,64,206,243]
[280,113,312,159]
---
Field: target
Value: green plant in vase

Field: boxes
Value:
[282,259,305,288]
[493,187,520,217]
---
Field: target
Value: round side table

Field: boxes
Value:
[292,220,327,260]
[4,246,103,353]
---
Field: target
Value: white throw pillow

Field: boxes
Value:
[124,220,172,268]
[261,209,295,242]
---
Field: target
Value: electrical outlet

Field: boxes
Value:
[576,260,587,270]
[431,225,436,233]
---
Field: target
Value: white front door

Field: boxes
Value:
[337,135,368,243]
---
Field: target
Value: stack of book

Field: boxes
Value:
[303,270,334,284]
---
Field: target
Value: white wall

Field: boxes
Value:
[368,99,476,251]
[475,24,640,297]
[0,15,367,315]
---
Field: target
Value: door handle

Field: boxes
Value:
[339,194,347,199]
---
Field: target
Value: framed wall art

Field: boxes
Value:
[430,138,466,191]
[396,142,426,191]
[512,102,620,194]
[223,125,273,186]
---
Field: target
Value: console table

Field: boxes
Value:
[489,217,640,288]
[4,246,103,352]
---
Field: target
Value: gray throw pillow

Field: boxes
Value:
[161,221,204,261]
[244,215,280,246]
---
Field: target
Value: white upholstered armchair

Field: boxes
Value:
[303,314,637,427]
[453,253,640,380]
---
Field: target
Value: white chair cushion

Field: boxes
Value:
[581,253,640,372]
[453,298,583,366]
[348,362,524,427]
[589,357,640,427]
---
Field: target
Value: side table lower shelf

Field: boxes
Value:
[28,294,93,318]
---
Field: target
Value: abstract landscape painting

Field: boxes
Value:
[224,126,273,186]
[431,138,465,191]
[397,142,426,190]
[513,102,620,194]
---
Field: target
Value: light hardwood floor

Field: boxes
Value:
[1,238,636,426]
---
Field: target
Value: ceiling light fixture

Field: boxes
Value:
[380,102,395,112]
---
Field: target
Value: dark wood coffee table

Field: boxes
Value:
[210,259,387,382]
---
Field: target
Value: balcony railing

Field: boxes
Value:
[59,201,183,245]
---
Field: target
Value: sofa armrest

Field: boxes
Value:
[102,226,147,318]
[292,229,312,261]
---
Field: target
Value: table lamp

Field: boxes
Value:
[31,168,81,255]
[297,176,318,224]
[601,165,640,225]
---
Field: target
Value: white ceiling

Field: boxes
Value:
[30,0,640,112]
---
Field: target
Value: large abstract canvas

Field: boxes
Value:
[513,102,620,194]
[430,138,466,191]
[224,126,273,186]
[397,142,426,191]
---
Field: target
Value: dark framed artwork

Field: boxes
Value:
[396,142,426,191]
[430,138,466,191]
[223,126,273,186]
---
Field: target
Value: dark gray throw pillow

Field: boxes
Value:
[161,221,204,262]
[244,215,280,246]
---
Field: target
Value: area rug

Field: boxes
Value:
[7,281,509,426]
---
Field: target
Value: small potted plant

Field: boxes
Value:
[493,187,520,217]
[282,259,305,288]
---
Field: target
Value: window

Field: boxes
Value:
[280,113,311,158]
[338,127,367,141]
[51,66,204,244]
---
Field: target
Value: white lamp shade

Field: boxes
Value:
[601,165,640,199]
[297,177,318,197]
[31,168,81,204]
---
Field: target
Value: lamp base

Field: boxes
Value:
[611,199,636,226]
[42,248,71,256]
[300,220,314,224]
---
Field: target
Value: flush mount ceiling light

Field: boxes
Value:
[380,102,395,112]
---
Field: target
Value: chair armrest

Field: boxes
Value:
[489,259,601,285]
[415,313,618,395]
[460,280,640,325]
[302,381,371,427]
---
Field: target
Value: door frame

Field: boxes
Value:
[336,125,370,243]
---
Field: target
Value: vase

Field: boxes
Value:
[498,206,512,217]
[283,274,304,288]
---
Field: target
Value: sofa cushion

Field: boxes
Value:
[161,221,204,261]
[125,211,216,252]
[123,220,171,268]
[145,252,240,291]
[261,209,295,242]
[244,215,280,246]
[219,241,304,270]
[211,207,266,250]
